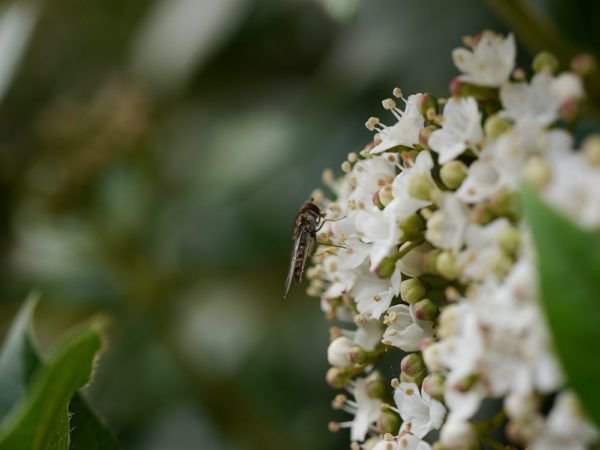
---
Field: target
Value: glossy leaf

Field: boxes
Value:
[523,187,600,425]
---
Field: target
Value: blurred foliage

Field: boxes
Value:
[0,0,597,449]
[523,188,600,427]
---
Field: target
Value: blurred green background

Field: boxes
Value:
[0,0,598,449]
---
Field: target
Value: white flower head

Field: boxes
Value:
[429,96,483,163]
[370,94,424,154]
[500,71,560,126]
[452,32,516,87]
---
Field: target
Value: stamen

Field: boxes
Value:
[365,116,380,131]
[382,98,397,110]
[393,87,403,98]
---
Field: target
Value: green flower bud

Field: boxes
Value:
[400,213,425,240]
[366,376,387,399]
[532,51,559,74]
[401,353,426,377]
[492,251,513,277]
[400,371,425,385]
[582,135,600,166]
[440,160,468,190]
[423,249,441,275]
[400,278,426,304]
[455,373,478,392]
[407,175,434,200]
[571,53,597,76]
[414,298,439,321]
[523,156,552,188]
[348,346,368,365]
[376,256,397,278]
[418,93,439,116]
[422,372,445,401]
[490,190,520,218]
[326,367,350,388]
[484,114,512,140]
[377,410,401,435]
[497,225,521,255]
[436,251,459,280]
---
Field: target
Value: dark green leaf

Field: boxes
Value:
[69,394,120,450]
[0,321,103,450]
[523,187,600,426]
[0,294,42,419]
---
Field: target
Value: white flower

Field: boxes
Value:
[372,433,432,450]
[352,264,400,319]
[393,382,446,438]
[530,391,599,450]
[455,150,502,203]
[457,218,512,281]
[439,416,478,450]
[347,374,384,442]
[500,72,560,126]
[355,207,401,270]
[425,193,470,251]
[353,319,383,351]
[452,32,516,87]
[383,304,433,351]
[429,97,483,163]
[370,94,424,154]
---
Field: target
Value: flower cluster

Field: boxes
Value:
[307,31,600,449]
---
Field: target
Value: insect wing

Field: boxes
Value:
[283,228,314,298]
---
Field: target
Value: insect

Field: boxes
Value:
[283,200,325,299]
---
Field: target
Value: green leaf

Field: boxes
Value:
[0,294,42,419]
[0,320,103,450]
[69,394,120,450]
[522,187,600,426]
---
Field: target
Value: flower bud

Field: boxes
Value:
[423,249,441,275]
[326,367,350,388]
[497,225,520,255]
[532,51,559,74]
[504,392,539,421]
[327,336,354,367]
[414,298,439,321]
[571,53,597,76]
[492,251,513,277]
[348,346,368,365]
[422,342,444,372]
[422,372,445,401]
[440,160,468,189]
[366,375,387,399]
[407,175,433,200]
[484,114,511,140]
[582,134,600,166]
[490,190,519,218]
[400,278,426,304]
[440,417,478,450]
[400,353,426,378]
[376,256,398,278]
[400,371,425,385]
[400,213,425,240]
[438,305,461,338]
[377,410,401,435]
[418,93,439,116]
[436,251,459,280]
[552,72,584,103]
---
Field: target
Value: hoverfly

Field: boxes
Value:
[283,200,344,298]
[284,201,323,299]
